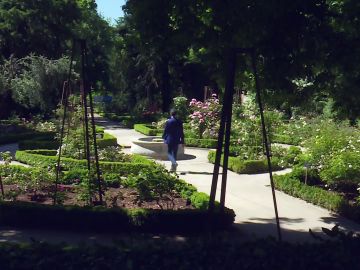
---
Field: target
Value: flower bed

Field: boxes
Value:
[1,150,235,233]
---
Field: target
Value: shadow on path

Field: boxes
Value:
[232,222,333,243]
[177,154,197,161]
[182,171,221,175]
[249,217,305,224]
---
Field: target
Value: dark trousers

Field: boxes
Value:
[167,143,178,165]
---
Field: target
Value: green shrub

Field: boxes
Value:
[274,170,349,212]
[2,235,360,269]
[17,132,116,150]
[97,132,118,148]
[0,201,234,233]
[103,114,135,128]
[62,168,88,184]
[15,150,153,175]
[18,139,59,150]
[0,131,55,145]
[283,146,302,165]
[272,134,301,145]
[95,126,104,134]
[190,192,210,210]
[320,151,360,185]
[134,123,161,136]
[172,96,189,121]
[185,138,217,148]
[208,151,283,174]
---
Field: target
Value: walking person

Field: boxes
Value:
[162,109,185,172]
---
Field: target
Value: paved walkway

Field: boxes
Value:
[0,143,29,167]
[105,124,360,242]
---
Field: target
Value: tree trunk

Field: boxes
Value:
[160,57,171,113]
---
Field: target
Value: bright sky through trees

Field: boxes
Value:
[95,0,125,24]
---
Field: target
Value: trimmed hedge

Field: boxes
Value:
[208,151,283,174]
[97,132,118,148]
[134,123,162,136]
[274,169,360,221]
[18,132,117,150]
[0,201,234,233]
[15,150,153,175]
[19,139,59,150]
[0,131,55,145]
[102,113,135,128]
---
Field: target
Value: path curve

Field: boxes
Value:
[102,118,360,242]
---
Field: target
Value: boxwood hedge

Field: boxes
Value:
[0,131,55,145]
[15,150,153,175]
[208,150,283,174]
[274,168,360,221]
[134,123,162,136]
[0,201,234,233]
[18,132,117,150]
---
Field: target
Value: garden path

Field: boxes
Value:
[0,143,30,167]
[102,119,360,242]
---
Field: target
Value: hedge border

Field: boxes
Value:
[273,169,360,221]
[134,123,162,136]
[18,132,118,150]
[207,150,283,174]
[0,201,234,233]
[0,163,235,233]
[0,131,55,145]
[15,150,153,175]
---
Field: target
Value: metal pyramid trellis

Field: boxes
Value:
[208,48,282,241]
[54,39,103,205]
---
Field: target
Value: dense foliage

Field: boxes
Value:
[0,236,360,269]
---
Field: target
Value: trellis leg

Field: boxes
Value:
[220,51,237,211]
[84,46,103,204]
[208,49,237,213]
[80,40,103,205]
[54,41,75,205]
[0,176,4,199]
[251,51,282,241]
[80,40,93,205]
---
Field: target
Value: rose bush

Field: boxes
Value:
[189,94,221,139]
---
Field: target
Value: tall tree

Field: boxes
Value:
[0,0,81,60]
[123,0,192,112]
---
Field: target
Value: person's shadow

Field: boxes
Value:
[177,154,197,160]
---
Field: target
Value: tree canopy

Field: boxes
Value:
[0,0,360,120]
